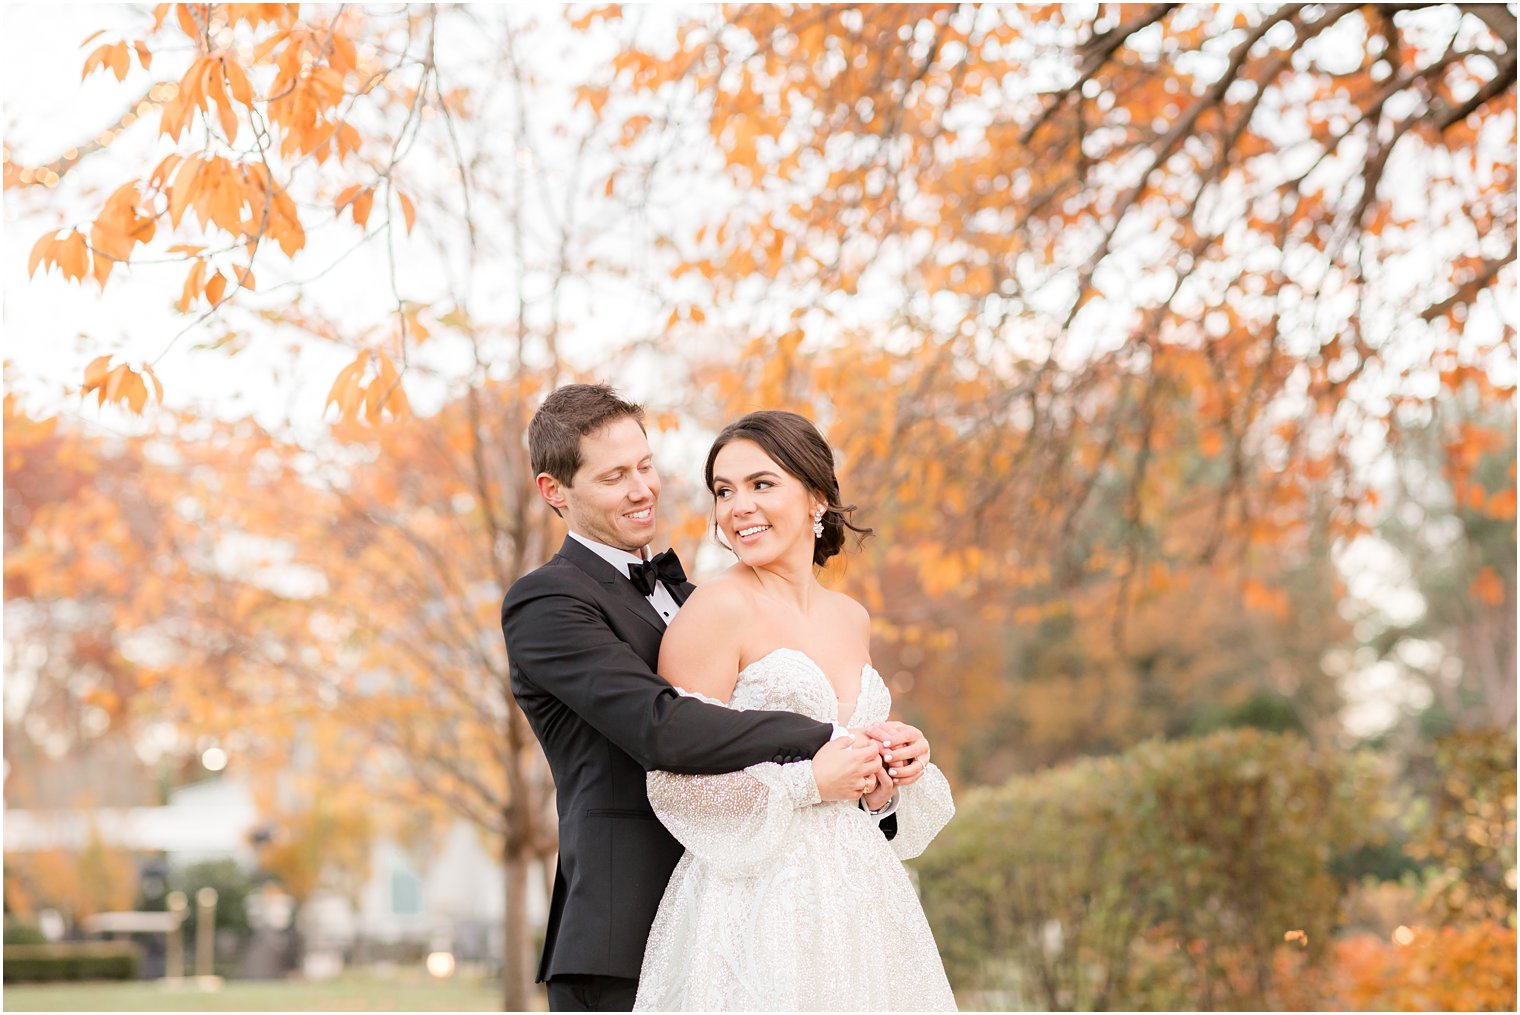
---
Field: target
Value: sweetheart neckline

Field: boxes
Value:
[737,646,874,726]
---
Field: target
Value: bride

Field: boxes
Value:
[633,410,956,1011]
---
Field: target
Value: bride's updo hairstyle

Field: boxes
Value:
[704,410,873,567]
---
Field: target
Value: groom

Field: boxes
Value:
[502,384,926,1012]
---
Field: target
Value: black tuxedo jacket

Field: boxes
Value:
[504,535,867,983]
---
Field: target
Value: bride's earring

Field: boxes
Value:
[811,505,825,539]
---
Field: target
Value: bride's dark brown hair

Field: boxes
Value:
[703,410,873,567]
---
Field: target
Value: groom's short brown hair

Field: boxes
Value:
[528,383,646,485]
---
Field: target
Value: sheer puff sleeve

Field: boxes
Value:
[886,763,954,861]
[644,688,822,879]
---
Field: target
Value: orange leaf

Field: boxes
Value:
[159,91,192,141]
[333,184,362,212]
[334,122,361,160]
[59,231,90,282]
[142,365,164,403]
[398,191,416,234]
[270,189,305,256]
[204,271,227,305]
[223,56,254,105]
[179,55,209,114]
[252,30,289,63]
[83,355,113,388]
[351,189,374,228]
[173,4,199,37]
[1469,566,1506,606]
[1485,488,1517,520]
[177,259,207,312]
[81,42,113,81]
[325,351,370,418]
[108,41,130,81]
[330,32,358,76]
[90,244,116,288]
[124,370,149,413]
[90,221,132,262]
[102,363,130,406]
[362,378,381,422]
[148,154,182,191]
[168,158,202,226]
[210,63,238,141]
[28,233,56,277]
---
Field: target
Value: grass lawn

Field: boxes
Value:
[3,972,524,1012]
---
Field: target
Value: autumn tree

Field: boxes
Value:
[580,3,1517,745]
[8,5,648,1006]
[1356,392,1517,734]
[143,388,568,1005]
[3,829,140,926]
[2,393,174,790]
[602,2,1515,563]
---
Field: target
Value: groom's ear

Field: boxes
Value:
[536,472,567,518]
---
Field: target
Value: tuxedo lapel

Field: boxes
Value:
[556,536,668,635]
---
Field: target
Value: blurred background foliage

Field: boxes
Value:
[915,727,1515,1010]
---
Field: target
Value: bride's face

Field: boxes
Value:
[711,439,821,569]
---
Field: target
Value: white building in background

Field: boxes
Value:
[299,814,519,974]
[2,776,536,974]
[3,777,261,863]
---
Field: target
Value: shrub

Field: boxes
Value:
[2,941,140,982]
[913,728,1384,1010]
[1332,924,1517,1011]
[3,918,47,946]
[1405,729,1517,928]
[172,857,255,938]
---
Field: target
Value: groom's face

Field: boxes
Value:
[550,415,661,553]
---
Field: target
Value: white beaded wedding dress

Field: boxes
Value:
[633,647,957,1011]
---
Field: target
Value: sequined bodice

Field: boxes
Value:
[730,647,892,727]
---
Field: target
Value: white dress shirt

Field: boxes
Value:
[568,531,682,624]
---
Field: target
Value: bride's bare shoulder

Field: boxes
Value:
[675,568,754,620]
[822,587,871,640]
[660,570,756,698]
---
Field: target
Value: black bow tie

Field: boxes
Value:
[627,549,686,597]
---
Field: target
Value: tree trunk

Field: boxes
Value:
[502,845,533,1011]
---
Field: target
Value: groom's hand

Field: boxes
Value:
[861,757,895,812]
[864,720,930,788]
[811,733,883,802]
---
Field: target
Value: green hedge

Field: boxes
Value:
[3,919,47,946]
[1408,729,1517,926]
[2,941,140,983]
[913,728,1384,1010]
